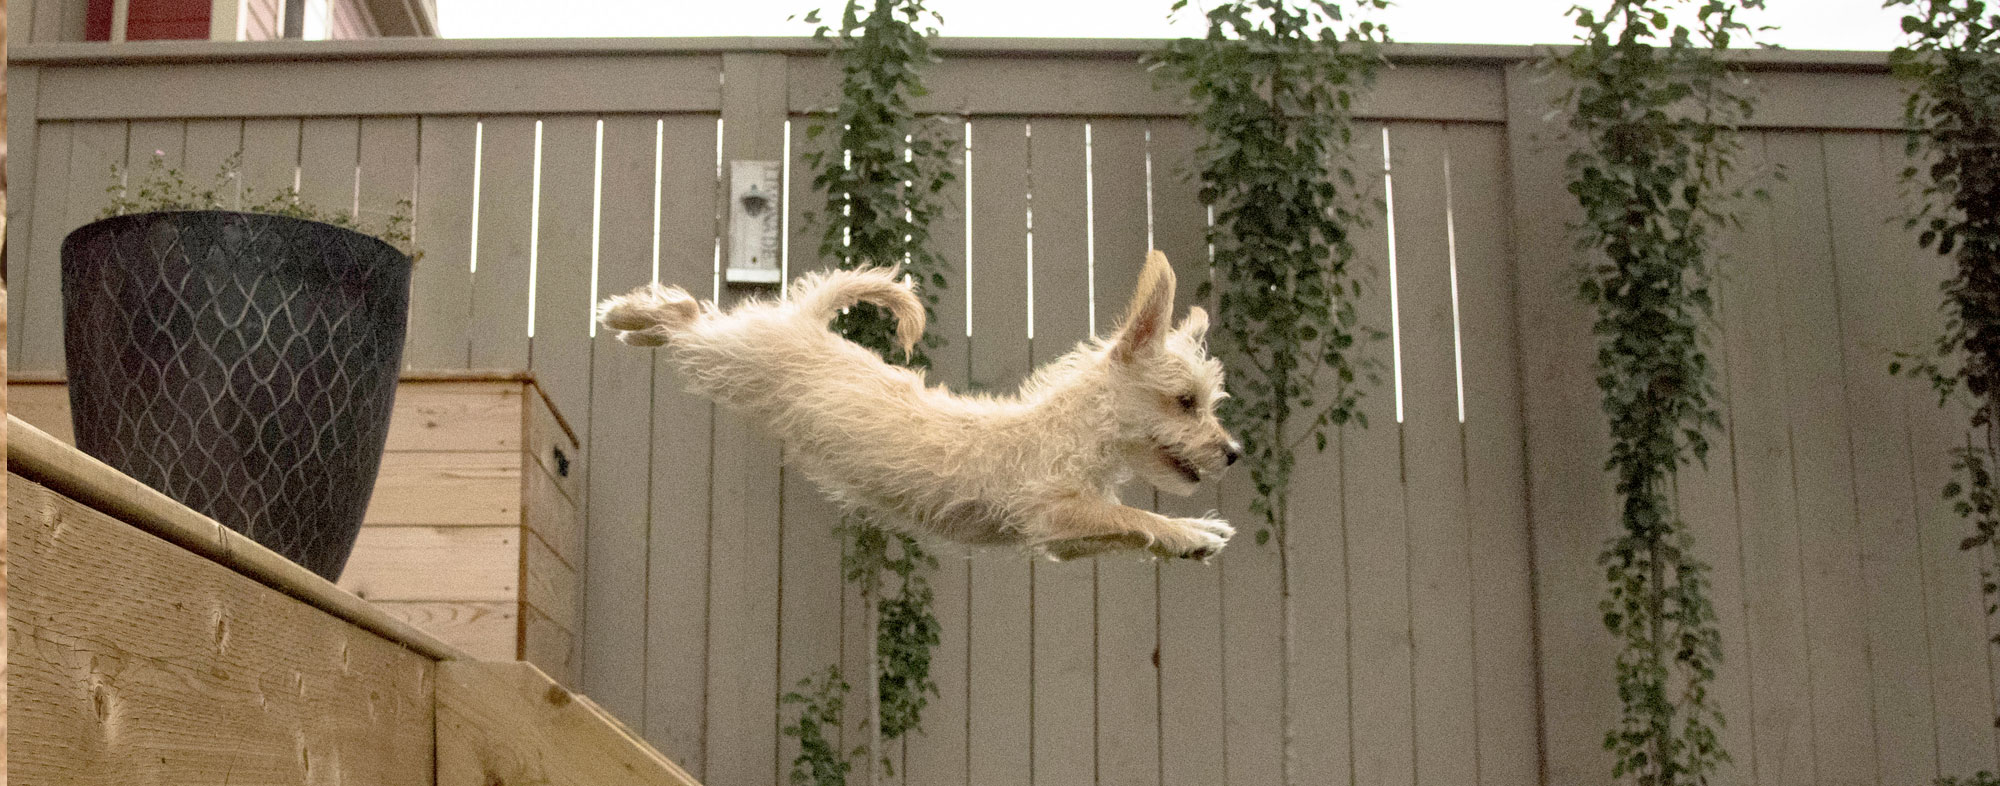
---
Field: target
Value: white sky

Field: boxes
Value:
[437,0,1909,51]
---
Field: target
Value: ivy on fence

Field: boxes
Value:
[781,0,956,782]
[1151,0,1389,546]
[1888,3,2000,784]
[1552,1,1765,783]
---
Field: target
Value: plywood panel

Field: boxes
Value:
[408,115,480,369]
[584,113,666,730]
[9,477,435,786]
[640,113,720,774]
[1087,117,1162,786]
[468,116,536,370]
[337,525,520,603]
[966,115,1034,786]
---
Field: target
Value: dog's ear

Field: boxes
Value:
[1114,250,1177,363]
[1175,306,1210,346]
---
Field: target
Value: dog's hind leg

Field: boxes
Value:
[1036,497,1233,561]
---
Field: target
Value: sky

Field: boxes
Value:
[436,0,1911,51]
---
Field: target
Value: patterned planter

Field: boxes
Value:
[61,210,413,580]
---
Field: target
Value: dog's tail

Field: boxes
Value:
[791,266,926,356]
[596,282,702,347]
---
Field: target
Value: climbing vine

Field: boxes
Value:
[1152,0,1389,544]
[780,0,955,781]
[1887,0,2000,772]
[1553,1,1763,783]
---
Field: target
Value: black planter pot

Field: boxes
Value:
[61,210,413,580]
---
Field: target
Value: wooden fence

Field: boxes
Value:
[4,33,1992,786]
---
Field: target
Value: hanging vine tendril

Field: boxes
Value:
[1151,0,1389,545]
[1553,1,1764,782]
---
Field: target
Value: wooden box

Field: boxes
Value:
[7,371,585,687]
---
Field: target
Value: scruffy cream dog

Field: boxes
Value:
[595,250,1239,561]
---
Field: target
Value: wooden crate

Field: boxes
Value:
[7,415,699,786]
[6,371,585,687]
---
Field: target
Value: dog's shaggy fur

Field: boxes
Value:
[596,250,1239,560]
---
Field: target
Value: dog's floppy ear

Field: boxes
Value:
[1114,250,1177,363]
[1176,306,1209,346]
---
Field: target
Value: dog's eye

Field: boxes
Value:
[1176,394,1199,413]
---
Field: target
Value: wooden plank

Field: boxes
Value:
[6,65,43,371]
[374,600,518,661]
[1716,133,1818,786]
[1147,117,1227,786]
[527,455,583,568]
[6,382,72,444]
[181,118,245,204]
[526,526,581,631]
[1217,474,1283,786]
[7,416,466,660]
[527,378,585,503]
[35,55,725,120]
[1388,121,1479,786]
[436,661,702,786]
[9,476,436,785]
[468,115,536,370]
[576,114,658,731]
[1443,122,1543,786]
[337,525,520,603]
[1766,131,1878,785]
[386,380,525,452]
[703,51,787,786]
[125,118,184,169]
[25,121,124,373]
[639,112,720,773]
[1087,117,1162,786]
[524,605,581,689]
[965,115,1034,786]
[901,113,973,786]
[1503,66,1620,785]
[363,450,522,526]
[529,115,598,438]
[1025,116,1099,786]
[1829,130,1941,784]
[408,114,481,369]
[298,116,361,217]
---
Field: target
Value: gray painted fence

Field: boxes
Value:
[5,32,1992,786]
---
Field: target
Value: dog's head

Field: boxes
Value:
[1106,251,1240,496]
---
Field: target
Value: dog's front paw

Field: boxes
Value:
[1151,516,1235,561]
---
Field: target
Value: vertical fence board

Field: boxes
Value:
[7,66,46,370]
[1088,117,1164,786]
[772,113,847,784]
[1147,117,1227,786]
[126,119,184,169]
[966,116,1034,786]
[468,116,537,370]
[298,117,360,216]
[527,116,596,436]
[1831,131,1941,786]
[239,118,300,201]
[1389,121,1478,786]
[16,119,80,373]
[1444,122,1541,786]
[643,113,722,776]
[1766,131,1879,786]
[357,117,418,237]
[182,119,244,205]
[1345,121,1416,786]
[582,114,663,729]
[408,116,479,369]
[1026,117,1099,786]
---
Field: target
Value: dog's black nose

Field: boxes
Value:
[1224,440,1242,466]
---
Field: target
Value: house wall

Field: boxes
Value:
[3,38,1988,786]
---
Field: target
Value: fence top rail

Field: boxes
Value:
[9,36,1893,72]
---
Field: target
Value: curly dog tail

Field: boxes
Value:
[596,282,702,347]
[790,267,927,356]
